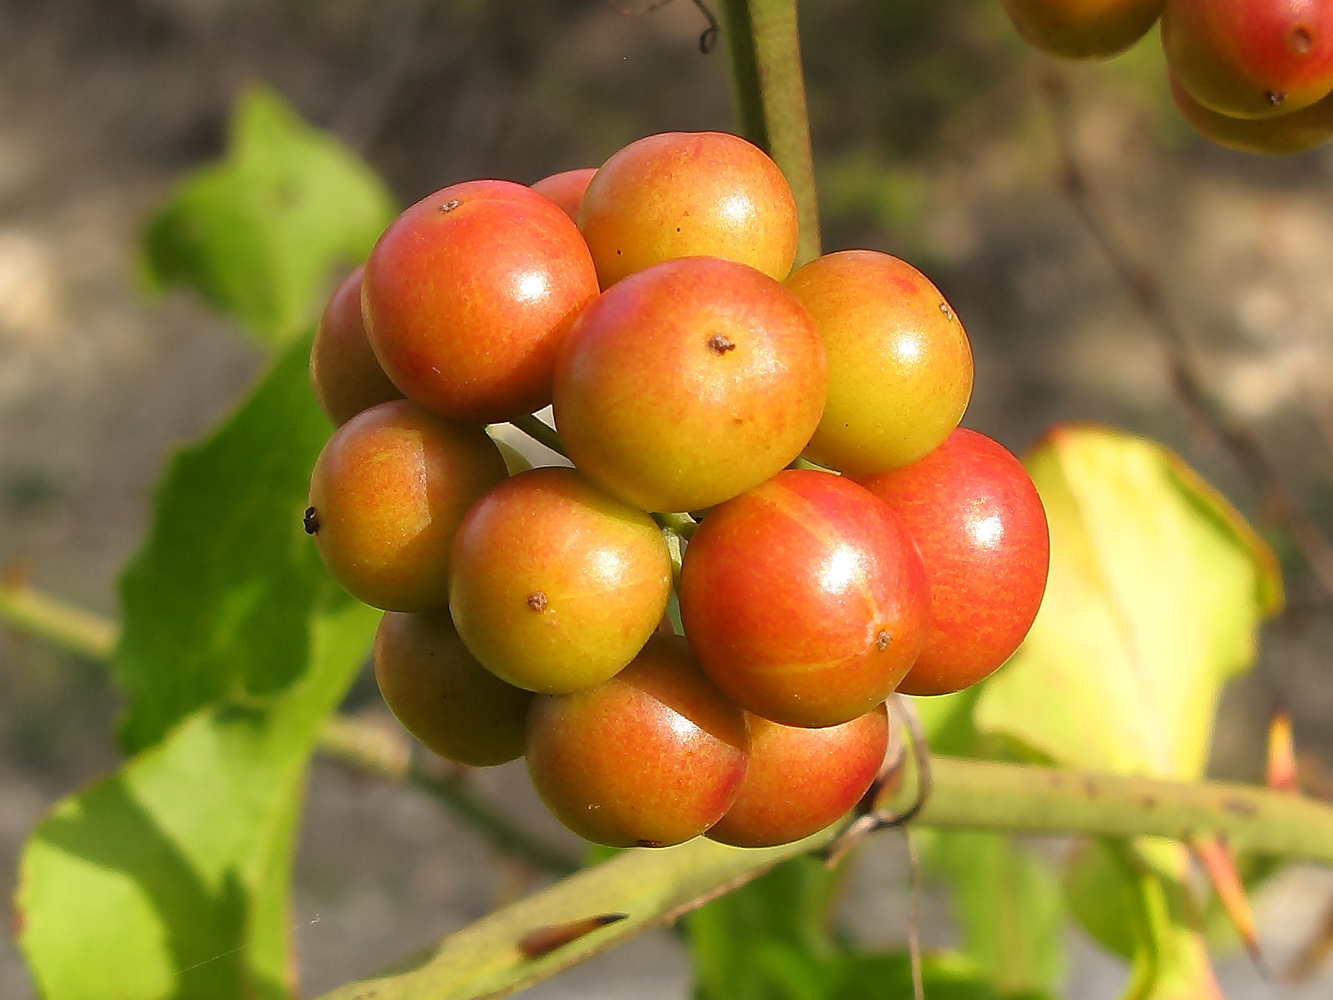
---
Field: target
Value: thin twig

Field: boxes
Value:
[821,694,934,864]
[651,510,698,539]
[318,714,582,877]
[1039,71,1333,604]
[0,579,118,661]
[0,582,582,876]
[907,828,925,1000]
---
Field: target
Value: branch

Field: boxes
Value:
[318,715,581,877]
[1040,72,1333,605]
[0,579,118,661]
[0,582,581,876]
[314,758,1333,1000]
[717,0,821,266]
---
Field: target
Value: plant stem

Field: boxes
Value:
[316,757,1333,1000]
[0,582,118,661]
[318,715,581,877]
[0,582,582,876]
[651,511,698,540]
[717,0,821,266]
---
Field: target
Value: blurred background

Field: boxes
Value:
[1,0,1332,997]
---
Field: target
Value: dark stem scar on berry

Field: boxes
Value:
[527,591,549,612]
[440,198,461,213]
[303,506,320,535]
[707,334,737,354]
[938,301,953,320]
[876,631,891,651]
[1267,91,1288,107]
[517,913,628,959]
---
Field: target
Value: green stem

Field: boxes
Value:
[651,511,698,540]
[316,758,1333,1000]
[509,414,566,457]
[718,0,821,266]
[0,582,118,661]
[0,583,582,876]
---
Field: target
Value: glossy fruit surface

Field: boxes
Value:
[1170,72,1333,152]
[858,428,1050,696]
[373,609,532,767]
[786,250,972,474]
[448,467,672,694]
[306,400,508,611]
[525,634,750,847]
[578,131,799,288]
[999,0,1164,60]
[310,266,404,425]
[531,167,597,220]
[362,179,599,423]
[680,470,930,728]
[1162,0,1333,118]
[707,704,888,848]
[554,256,826,512]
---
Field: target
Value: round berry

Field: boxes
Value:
[363,179,599,423]
[310,266,404,426]
[786,250,972,474]
[554,256,826,513]
[374,609,532,767]
[306,400,508,611]
[448,467,672,694]
[578,131,799,288]
[707,705,889,848]
[680,470,930,728]
[857,428,1050,696]
[526,634,750,847]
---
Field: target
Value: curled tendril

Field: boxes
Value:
[820,694,934,867]
[603,0,719,55]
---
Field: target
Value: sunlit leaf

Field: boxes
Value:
[16,599,379,1000]
[114,331,331,753]
[976,425,1281,780]
[918,830,1065,997]
[142,85,395,346]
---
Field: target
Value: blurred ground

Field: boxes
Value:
[1,0,1332,998]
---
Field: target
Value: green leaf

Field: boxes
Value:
[16,598,380,1000]
[142,85,396,345]
[918,831,1066,997]
[114,330,333,753]
[975,425,1282,781]
[829,951,1049,1000]
[688,857,841,1000]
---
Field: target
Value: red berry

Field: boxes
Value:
[525,634,750,847]
[680,469,930,728]
[363,179,599,423]
[857,429,1050,696]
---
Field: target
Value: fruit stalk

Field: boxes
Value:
[717,0,821,266]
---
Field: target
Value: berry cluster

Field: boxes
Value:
[304,131,1050,849]
[999,0,1333,155]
